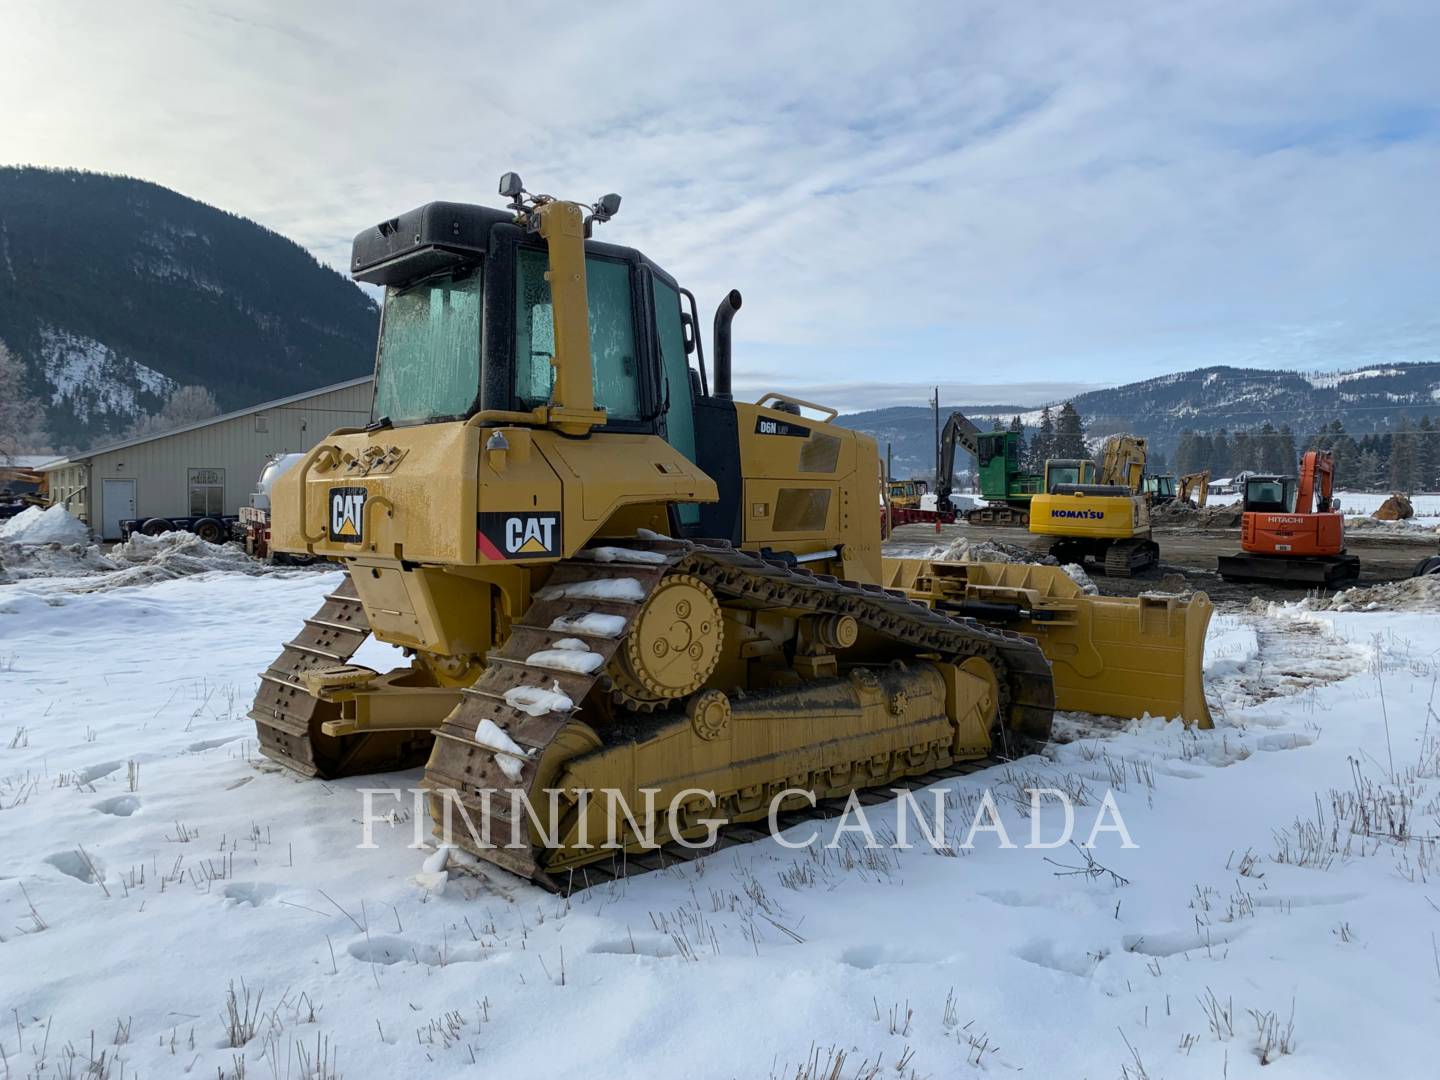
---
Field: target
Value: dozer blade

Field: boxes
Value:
[883,558,1212,728]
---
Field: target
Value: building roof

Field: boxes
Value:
[37,375,372,471]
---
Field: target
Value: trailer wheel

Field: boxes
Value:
[1413,555,1440,578]
[140,517,175,536]
[194,517,225,544]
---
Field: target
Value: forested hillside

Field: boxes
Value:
[0,167,377,449]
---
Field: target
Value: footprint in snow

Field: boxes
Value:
[44,849,106,884]
[222,882,279,907]
[1014,938,1105,977]
[77,760,122,784]
[187,736,242,752]
[1121,925,1243,957]
[347,934,484,967]
[92,794,141,817]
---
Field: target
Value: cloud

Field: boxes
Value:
[2,0,1437,390]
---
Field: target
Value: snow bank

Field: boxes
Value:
[0,505,90,544]
[0,529,275,596]
[1333,490,1440,517]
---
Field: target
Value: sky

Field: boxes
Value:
[2,0,1437,412]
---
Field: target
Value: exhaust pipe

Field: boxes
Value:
[712,289,742,401]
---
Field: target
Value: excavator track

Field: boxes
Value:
[1102,538,1160,578]
[965,506,1030,528]
[249,574,433,777]
[421,537,1054,889]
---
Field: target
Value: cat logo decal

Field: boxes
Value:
[328,487,367,543]
[477,512,562,560]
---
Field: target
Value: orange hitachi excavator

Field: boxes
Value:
[1218,450,1360,585]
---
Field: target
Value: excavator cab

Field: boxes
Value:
[1240,476,1297,514]
[1043,459,1096,492]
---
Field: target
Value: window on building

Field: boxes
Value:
[189,468,225,516]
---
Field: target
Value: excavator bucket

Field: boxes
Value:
[883,558,1212,728]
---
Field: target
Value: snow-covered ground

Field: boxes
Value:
[2,568,1439,1078]
[1334,490,1440,518]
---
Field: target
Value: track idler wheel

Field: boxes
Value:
[607,574,724,710]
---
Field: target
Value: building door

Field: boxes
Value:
[101,479,136,540]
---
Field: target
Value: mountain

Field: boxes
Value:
[0,167,378,448]
[838,363,1440,478]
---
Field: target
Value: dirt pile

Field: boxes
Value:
[933,536,1056,564]
[1150,500,1242,528]
[1372,493,1414,521]
[1284,574,1440,613]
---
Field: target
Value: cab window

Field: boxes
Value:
[653,276,700,527]
[514,249,640,420]
[373,269,482,424]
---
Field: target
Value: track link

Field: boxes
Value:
[249,574,433,777]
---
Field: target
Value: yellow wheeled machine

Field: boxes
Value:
[1028,436,1159,576]
[250,177,1208,887]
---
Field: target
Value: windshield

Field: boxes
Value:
[1048,466,1081,488]
[1246,479,1295,510]
[373,269,482,424]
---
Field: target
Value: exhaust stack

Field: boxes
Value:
[712,290,742,401]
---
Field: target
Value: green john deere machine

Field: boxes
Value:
[934,415,1043,527]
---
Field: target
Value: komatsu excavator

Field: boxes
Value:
[250,178,1209,888]
[1027,435,1159,575]
[1218,450,1358,585]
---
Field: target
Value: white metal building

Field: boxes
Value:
[41,376,373,539]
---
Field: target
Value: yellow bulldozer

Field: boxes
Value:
[251,177,1209,888]
[1027,434,1159,576]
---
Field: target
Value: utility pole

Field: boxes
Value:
[932,387,940,492]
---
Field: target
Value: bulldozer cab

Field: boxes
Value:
[364,203,702,475]
[1241,476,1297,513]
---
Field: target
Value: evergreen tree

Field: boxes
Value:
[0,340,49,460]
[1008,415,1027,469]
[1054,402,1087,458]
[1358,448,1384,489]
[1389,417,1415,492]
[1210,430,1232,476]
[1278,425,1297,475]
[1256,421,1285,473]
[1417,416,1437,492]
[1193,433,1214,474]
[1173,430,1198,475]
[990,418,1005,432]
[1226,432,1249,472]
[1326,420,1359,487]
[1030,406,1056,469]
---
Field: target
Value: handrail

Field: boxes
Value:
[755,393,838,422]
[297,442,342,543]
